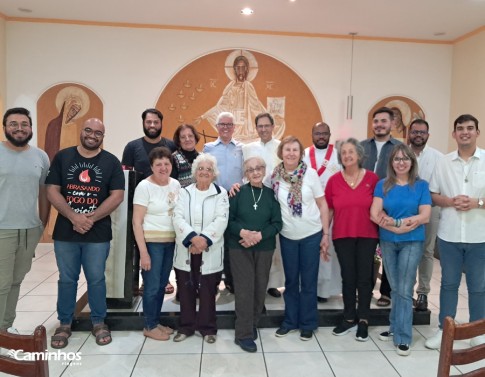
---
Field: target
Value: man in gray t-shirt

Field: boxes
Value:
[0,107,50,333]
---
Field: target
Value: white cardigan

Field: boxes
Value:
[172,182,229,274]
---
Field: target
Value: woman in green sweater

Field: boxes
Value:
[227,156,283,353]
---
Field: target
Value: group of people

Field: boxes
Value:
[1,106,483,358]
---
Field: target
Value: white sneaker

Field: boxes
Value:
[425,329,443,350]
[6,327,19,335]
[470,335,485,347]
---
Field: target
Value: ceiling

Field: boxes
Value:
[0,0,484,42]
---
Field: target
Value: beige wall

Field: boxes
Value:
[5,21,453,157]
[450,29,485,151]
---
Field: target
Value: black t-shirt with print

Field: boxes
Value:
[46,146,125,242]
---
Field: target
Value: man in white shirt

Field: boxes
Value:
[408,119,443,311]
[303,122,341,302]
[243,113,283,298]
[425,114,485,349]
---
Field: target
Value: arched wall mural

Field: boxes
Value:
[156,49,323,148]
[367,96,425,143]
[37,83,103,162]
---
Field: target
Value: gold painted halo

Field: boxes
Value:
[224,49,259,82]
[55,86,90,120]
[385,99,411,126]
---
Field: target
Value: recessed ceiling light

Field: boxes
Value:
[18,7,32,13]
[241,8,254,15]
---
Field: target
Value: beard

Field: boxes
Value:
[5,130,33,147]
[80,136,102,151]
[143,127,162,139]
[314,141,329,149]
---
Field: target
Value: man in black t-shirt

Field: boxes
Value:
[46,118,125,349]
[121,108,176,180]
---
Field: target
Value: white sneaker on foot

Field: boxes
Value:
[425,329,443,350]
[470,335,485,347]
[7,327,19,335]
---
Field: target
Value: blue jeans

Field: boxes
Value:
[142,242,175,330]
[54,241,110,325]
[438,239,485,328]
[279,231,321,331]
[380,241,423,345]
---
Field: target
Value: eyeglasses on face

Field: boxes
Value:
[246,166,265,174]
[83,128,104,138]
[256,124,273,129]
[7,122,31,129]
[313,132,330,137]
[393,156,411,163]
[410,130,428,136]
[217,123,234,128]
[197,166,214,172]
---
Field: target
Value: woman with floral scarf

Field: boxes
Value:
[271,136,330,341]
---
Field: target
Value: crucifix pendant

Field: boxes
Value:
[253,203,258,210]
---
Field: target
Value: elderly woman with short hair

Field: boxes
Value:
[172,153,229,344]
[324,138,379,342]
[227,156,282,352]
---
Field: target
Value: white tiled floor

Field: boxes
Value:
[2,243,484,376]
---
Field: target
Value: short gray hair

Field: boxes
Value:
[336,137,365,168]
[243,156,266,173]
[216,112,235,125]
[191,153,219,181]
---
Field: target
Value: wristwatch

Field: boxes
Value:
[478,198,484,208]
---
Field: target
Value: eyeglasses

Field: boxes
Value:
[217,123,234,128]
[7,121,31,130]
[393,156,411,163]
[256,124,273,129]
[246,166,265,174]
[313,132,330,137]
[197,166,214,172]
[83,128,104,138]
[410,130,428,136]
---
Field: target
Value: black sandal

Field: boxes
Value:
[51,325,72,349]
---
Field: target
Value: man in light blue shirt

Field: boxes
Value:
[203,112,243,293]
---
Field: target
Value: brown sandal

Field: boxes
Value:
[51,325,72,349]
[92,323,112,346]
[376,295,391,307]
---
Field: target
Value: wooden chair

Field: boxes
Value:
[0,325,49,377]
[437,316,485,377]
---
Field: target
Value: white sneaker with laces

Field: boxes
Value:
[425,329,443,350]
[470,335,485,347]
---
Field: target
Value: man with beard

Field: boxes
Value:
[122,109,176,295]
[46,118,125,349]
[122,108,176,180]
[0,107,50,334]
[408,119,443,311]
[361,107,402,307]
[303,122,341,302]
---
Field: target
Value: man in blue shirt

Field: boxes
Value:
[203,112,243,293]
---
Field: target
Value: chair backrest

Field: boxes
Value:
[437,316,485,377]
[0,325,49,377]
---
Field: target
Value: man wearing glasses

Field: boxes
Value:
[203,112,243,294]
[0,107,50,335]
[361,107,402,308]
[408,119,443,312]
[46,118,125,348]
[303,122,342,303]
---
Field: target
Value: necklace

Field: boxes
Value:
[343,169,362,188]
[251,186,264,210]
[463,159,475,183]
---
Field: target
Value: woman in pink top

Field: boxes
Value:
[324,138,379,342]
